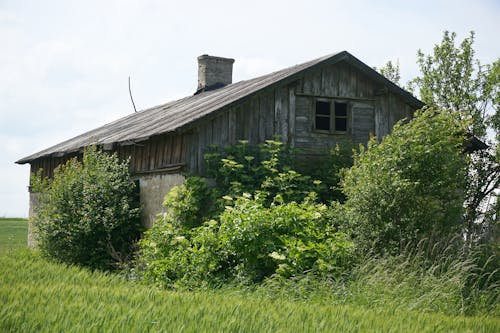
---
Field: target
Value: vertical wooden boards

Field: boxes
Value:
[288,87,296,147]
[227,108,236,144]
[186,131,199,174]
[274,86,289,142]
[320,64,339,96]
[248,96,259,144]
[259,90,275,140]
[351,103,375,144]
[347,64,357,97]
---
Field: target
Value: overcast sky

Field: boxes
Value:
[1,0,499,217]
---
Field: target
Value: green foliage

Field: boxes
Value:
[342,108,468,253]
[408,31,495,137]
[205,139,353,204]
[298,141,356,203]
[161,177,217,229]
[488,59,500,139]
[375,60,401,85]
[32,146,142,270]
[136,139,355,288]
[205,140,319,203]
[137,194,353,288]
[407,30,499,245]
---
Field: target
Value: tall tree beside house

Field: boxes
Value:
[375,60,401,85]
[408,31,500,242]
[408,31,494,138]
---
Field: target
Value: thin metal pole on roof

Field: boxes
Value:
[128,76,137,113]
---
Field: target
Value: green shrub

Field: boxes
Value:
[136,139,355,288]
[342,108,468,254]
[297,141,356,203]
[137,193,354,288]
[32,146,142,270]
[161,177,217,229]
[205,140,325,205]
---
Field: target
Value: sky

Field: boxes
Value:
[1,0,499,217]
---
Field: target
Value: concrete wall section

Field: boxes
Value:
[138,173,185,228]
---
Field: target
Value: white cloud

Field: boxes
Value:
[1,0,499,217]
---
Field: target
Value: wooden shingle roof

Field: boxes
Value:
[17,51,423,164]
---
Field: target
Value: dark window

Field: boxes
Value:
[315,101,330,130]
[315,100,349,133]
[334,102,348,132]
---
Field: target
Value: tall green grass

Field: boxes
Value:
[1,219,498,332]
[2,251,499,333]
[348,239,499,316]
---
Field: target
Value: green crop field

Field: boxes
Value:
[0,218,28,252]
[0,218,498,332]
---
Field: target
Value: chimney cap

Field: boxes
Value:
[197,54,235,63]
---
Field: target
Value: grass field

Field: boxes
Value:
[1,218,498,332]
[0,218,27,252]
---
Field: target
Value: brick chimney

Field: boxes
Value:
[196,55,235,94]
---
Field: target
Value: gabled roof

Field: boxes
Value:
[17,51,424,164]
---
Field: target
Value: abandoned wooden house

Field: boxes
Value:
[17,51,424,244]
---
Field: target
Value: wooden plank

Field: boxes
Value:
[149,139,156,170]
[160,136,168,166]
[294,92,375,102]
[173,135,182,164]
[302,73,312,95]
[249,97,259,144]
[228,108,237,144]
[338,63,349,96]
[258,93,266,142]
[156,137,163,169]
[288,86,296,147]
[179,134,186,162]
[264,91,275,139]
[311,70,322,95]
[348,65,357,97]
[274,86,289,142]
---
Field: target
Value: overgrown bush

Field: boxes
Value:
[161,176,218,229]
[205,140,318,204]
[136,139,355,288]
[32,146,142,270]
[297,140,356,203]
[342,108,468,254]
[137,192,354,288]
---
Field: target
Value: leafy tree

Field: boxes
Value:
[409,31,500,241]
[342,108,468,254]
[32,146,142,270]
[488,59,500,139]
[408,31,494,137]
[376,60,401,85]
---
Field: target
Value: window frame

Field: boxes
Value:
[313,98,350,134]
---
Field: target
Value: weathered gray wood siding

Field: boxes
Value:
[30,134,186,179]
[292,61,413,157]
[29,60,416,179]
[184,89,281,174]
[185,60,416,170]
